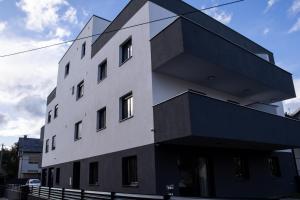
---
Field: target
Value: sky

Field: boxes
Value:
[0,0,299,147]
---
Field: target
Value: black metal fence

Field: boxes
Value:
[30,186,172,200]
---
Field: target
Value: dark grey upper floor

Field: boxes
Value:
[151,17,296,104]
[153,90,300,150]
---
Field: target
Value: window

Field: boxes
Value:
[52,135,56,150]
[56,168,60,185]
[122,156,138,187]
[48,111,52,123]
[72,86,75,95]
[81,42,86,58]
[120,37,132,64]
[74,121,82,140]
[54,105,58,118]
[267,157,281,177]
[120,92,133,121]
[98,60,107,82]
[28,155,40,164]
[233,156,249,179]
[89,162,99,185]
[77,81,84,100]
[97,107,106,131]
[65,63,70,77]
[45,139,49,153]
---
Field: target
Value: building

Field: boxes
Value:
[41,0,300,198]
[18,136,43,179]
[286,110,300,176]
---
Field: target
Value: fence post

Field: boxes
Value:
[163,194,171,200]
[81,189,84,200]
[111,192,115,200]
[62,188,65,200]
[38,186,41,197]
[48,187,51,199]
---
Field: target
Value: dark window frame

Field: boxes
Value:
[65,62,70,77]
[120,92,133,122]
[81,42,86,59]
[120,37,132,65]
[74,121,82,141]
[98,59,107,83]
[54,105,58,118]
[267,157,281,177]
[45,139,49,153]
[48,110,52,123]
[122,156,138,187]
[51,135,56,150]
[89,162,99,185]
[97,107,106,131]
[76,81,84,100]
[55,168,60,185]
[233,156,249,180]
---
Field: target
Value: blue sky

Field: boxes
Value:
[0,0,299,147]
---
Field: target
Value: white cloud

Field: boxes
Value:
[0,32,69,138]
[204,7,232,25]
[16,0,78,32]
[289,0,300,14]
[288,17,300,33]
[265,0,279,13]
[63,6,78,24]
[54,27,71,38]
[284,79,300,113]
[263,27,270,35]
[0,21,7,32]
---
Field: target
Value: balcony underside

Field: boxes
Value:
[151,18,296,103]
[153,91,300,150]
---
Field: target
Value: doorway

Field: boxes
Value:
[48,168,54,187]
[72,162,81,189]
[178,155,213,197]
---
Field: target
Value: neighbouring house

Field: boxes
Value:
[41,0,300,198]
[18,135,43,179]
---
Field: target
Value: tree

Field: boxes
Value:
[1,143,19,180]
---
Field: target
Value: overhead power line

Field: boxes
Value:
[0,0,245,58]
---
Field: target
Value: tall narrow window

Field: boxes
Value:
[54,105,58,118]
[89,162,99,185]
[81,42,86,58]
[122,156,138,187]
[267,157,281,177]
[65,63,70,77]
[120,92,133,121]
[56,168,60,185]
[120,37,132,64]
[45,139,49,153]
[52,135,56,150]
[233,156,249,179]
[74,121,82,140]
[98,60,107,83]
[97,107,106,131]
[48,111,52,123]
[77,81,84,100]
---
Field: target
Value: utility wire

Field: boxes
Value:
[0,0,244,58]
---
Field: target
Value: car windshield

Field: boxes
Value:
[30,180,40,184]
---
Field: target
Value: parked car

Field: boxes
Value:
[25,179,41,187]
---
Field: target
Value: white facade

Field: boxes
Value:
[42,2,286,168]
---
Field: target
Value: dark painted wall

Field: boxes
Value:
[155,145,298,198]
[42,144,157,195]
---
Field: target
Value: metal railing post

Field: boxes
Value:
[81,189,85,200]
[62,188,65,200]
[111,192,115,200]
[38,186,41,197]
